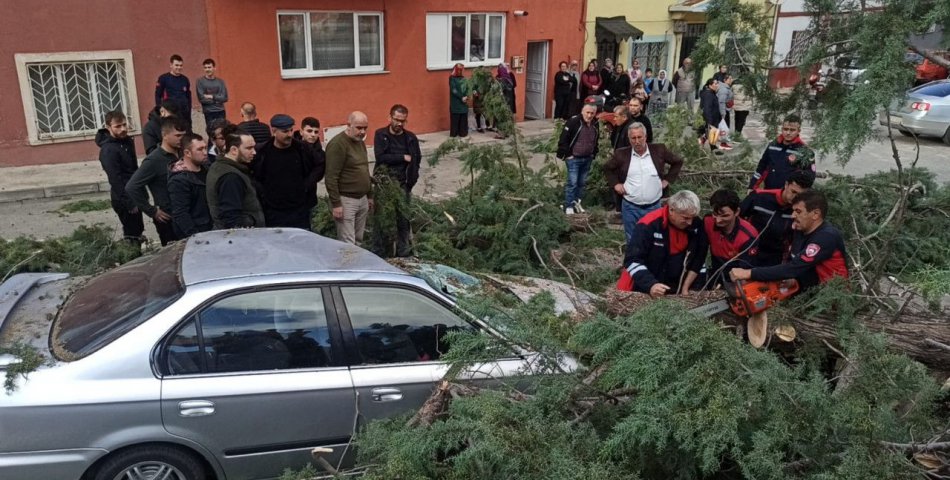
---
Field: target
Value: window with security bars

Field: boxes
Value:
[26,60,133,139]
[630,42,669,72]
[786,30,814,66]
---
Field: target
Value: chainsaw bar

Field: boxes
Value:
[688,299,731,318]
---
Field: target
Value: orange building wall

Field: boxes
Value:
[204,0,586,140]
[0,1,210,167]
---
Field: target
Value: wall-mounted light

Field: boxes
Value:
[513,10,529,16]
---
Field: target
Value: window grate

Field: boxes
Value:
[631,42,668,72]
[27,60,131,139]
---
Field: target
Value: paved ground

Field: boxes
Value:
[1,115,946,240]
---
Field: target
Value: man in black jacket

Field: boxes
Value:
[142,100,180,155]
[699,78,722,148]
[372,104,423,257]
[557,104,600,214]
[251,114,325,230]
[126,116,186,246]
[168,133,212,238]
[237,102,272,145]
[96,110,143,242]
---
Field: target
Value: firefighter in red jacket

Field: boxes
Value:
[618,190,707,297]
[730,190,848,290]
[748,114,815,191]
[703,189,759,288]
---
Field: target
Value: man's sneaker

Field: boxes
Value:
[719,142,733,151]
[573,199,586,213]
[565,207,576,215]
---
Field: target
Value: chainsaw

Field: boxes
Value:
[688,279,799,347]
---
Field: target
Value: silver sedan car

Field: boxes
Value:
[0,229,540,480]
[880,80,950,144]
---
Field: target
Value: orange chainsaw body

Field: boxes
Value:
[726,279,799,317]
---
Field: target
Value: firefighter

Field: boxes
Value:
[618,190,707,297]
[730,190,848,290]
[702,189,759,288]
[739,170,814,267]
[748,114,816,191]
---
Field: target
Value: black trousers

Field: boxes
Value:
[372,191,413,258]
[153,218,177,246]
[449,113,468,137]
[734,110,750,135]
[554,93,573,120]
[111,199,144,239]
[264,207,312,230]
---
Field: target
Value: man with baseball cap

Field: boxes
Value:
[250,113,325,230]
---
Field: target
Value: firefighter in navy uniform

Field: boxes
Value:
[748,114,816,191]
[739,170,814,266]
[618,190,708,297]
[703,189,759,288]
[730,190,848,290]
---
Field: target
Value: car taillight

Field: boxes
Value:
[911,102,931,111]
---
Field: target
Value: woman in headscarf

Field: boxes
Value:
[449,63,469,138]
[648,69,675,116]
[497,63,517,115]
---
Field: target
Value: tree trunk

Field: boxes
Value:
[604,290,950,370]
[907,44,950,70]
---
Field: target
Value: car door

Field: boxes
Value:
[333,284,526,424]
[159,286,356,480]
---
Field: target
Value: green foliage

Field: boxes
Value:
[58,199,111,213]
[0,225,141,279]
[0,342,47,393]
[694,0,950,163]
[356,297,943,479]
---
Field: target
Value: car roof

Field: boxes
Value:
[180,228,405,286]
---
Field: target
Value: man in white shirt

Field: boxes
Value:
[604,123,684,242]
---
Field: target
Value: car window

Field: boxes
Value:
[169,288,334,375]
[52,243,185,361]
[340,286,475,365]
[914,82,950,98]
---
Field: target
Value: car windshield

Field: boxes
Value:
[51,243,185,361]
[913,82,950,98]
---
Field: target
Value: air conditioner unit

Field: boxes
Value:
[673,20,687,33]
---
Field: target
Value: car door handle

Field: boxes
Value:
[179,400,215,417]
[371,387,403,402]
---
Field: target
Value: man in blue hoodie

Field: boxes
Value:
[96,110,143,243]
[155,54,191,130]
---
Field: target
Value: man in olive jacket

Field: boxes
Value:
[206,133,265,229]
[325,111,373,245]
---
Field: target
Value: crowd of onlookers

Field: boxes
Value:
[97,53,848,322]
[97,54,420,259]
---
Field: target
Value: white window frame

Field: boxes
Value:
[426,12,506,70]
[14,50,141,146]
[277,10,386,79]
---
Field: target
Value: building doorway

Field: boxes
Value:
[525,41,549,120]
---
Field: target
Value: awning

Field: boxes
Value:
[595,16,643,42]
[669,0,711,14]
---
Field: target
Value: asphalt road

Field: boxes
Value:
[819,123,950,183]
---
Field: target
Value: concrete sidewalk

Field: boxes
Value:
[0,119,556,204]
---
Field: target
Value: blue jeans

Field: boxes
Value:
[621,198,661,243]
[564,156,593,210]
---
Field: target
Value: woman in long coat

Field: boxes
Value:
[449,63,469,138]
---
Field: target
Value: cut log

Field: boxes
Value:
[604,290,950,370]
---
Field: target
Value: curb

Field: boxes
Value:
[0,130,554,204]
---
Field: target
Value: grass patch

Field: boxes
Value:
[59,199,111,213]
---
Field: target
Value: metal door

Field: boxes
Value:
[525,41,549,119]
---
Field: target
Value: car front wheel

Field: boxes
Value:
[93,445,207,480]
[943,126,950,146]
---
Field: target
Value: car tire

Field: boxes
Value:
[92,445,207,480]
[943,127,950,146]
[899,129,914,137]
